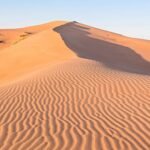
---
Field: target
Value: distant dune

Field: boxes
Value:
[0,21,150,150]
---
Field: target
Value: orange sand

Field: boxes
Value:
[0,21,150,150]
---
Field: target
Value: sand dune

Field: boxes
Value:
[0,21,75,84]
[0,21,150,150]
[0,21,67,50]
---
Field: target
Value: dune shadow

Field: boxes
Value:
[0,40,4,43]
[54,22,150,75]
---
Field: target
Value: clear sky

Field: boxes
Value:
[0,0,149,39]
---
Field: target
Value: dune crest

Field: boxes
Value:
[0,21,150,150]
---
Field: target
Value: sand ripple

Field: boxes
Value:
[0,59,150,150]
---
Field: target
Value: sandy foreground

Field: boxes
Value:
[0,21,150,150]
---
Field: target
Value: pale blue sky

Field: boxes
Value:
[0,0,149,39]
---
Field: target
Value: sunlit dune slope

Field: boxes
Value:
[0,21,76,83]
[0,21,67,50]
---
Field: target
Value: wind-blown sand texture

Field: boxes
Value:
[0,21,150,150]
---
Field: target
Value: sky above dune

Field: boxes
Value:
[0,0,149,39]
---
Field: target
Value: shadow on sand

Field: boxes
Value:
[54,22,150,75]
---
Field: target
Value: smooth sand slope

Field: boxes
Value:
[0,21,75,84]
[0,21,69,50]
[0,21,150,150]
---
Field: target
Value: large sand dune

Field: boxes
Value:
[0,21,150,150]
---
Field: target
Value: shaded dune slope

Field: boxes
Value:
[54,22,150,75]
[0,21,150,150]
